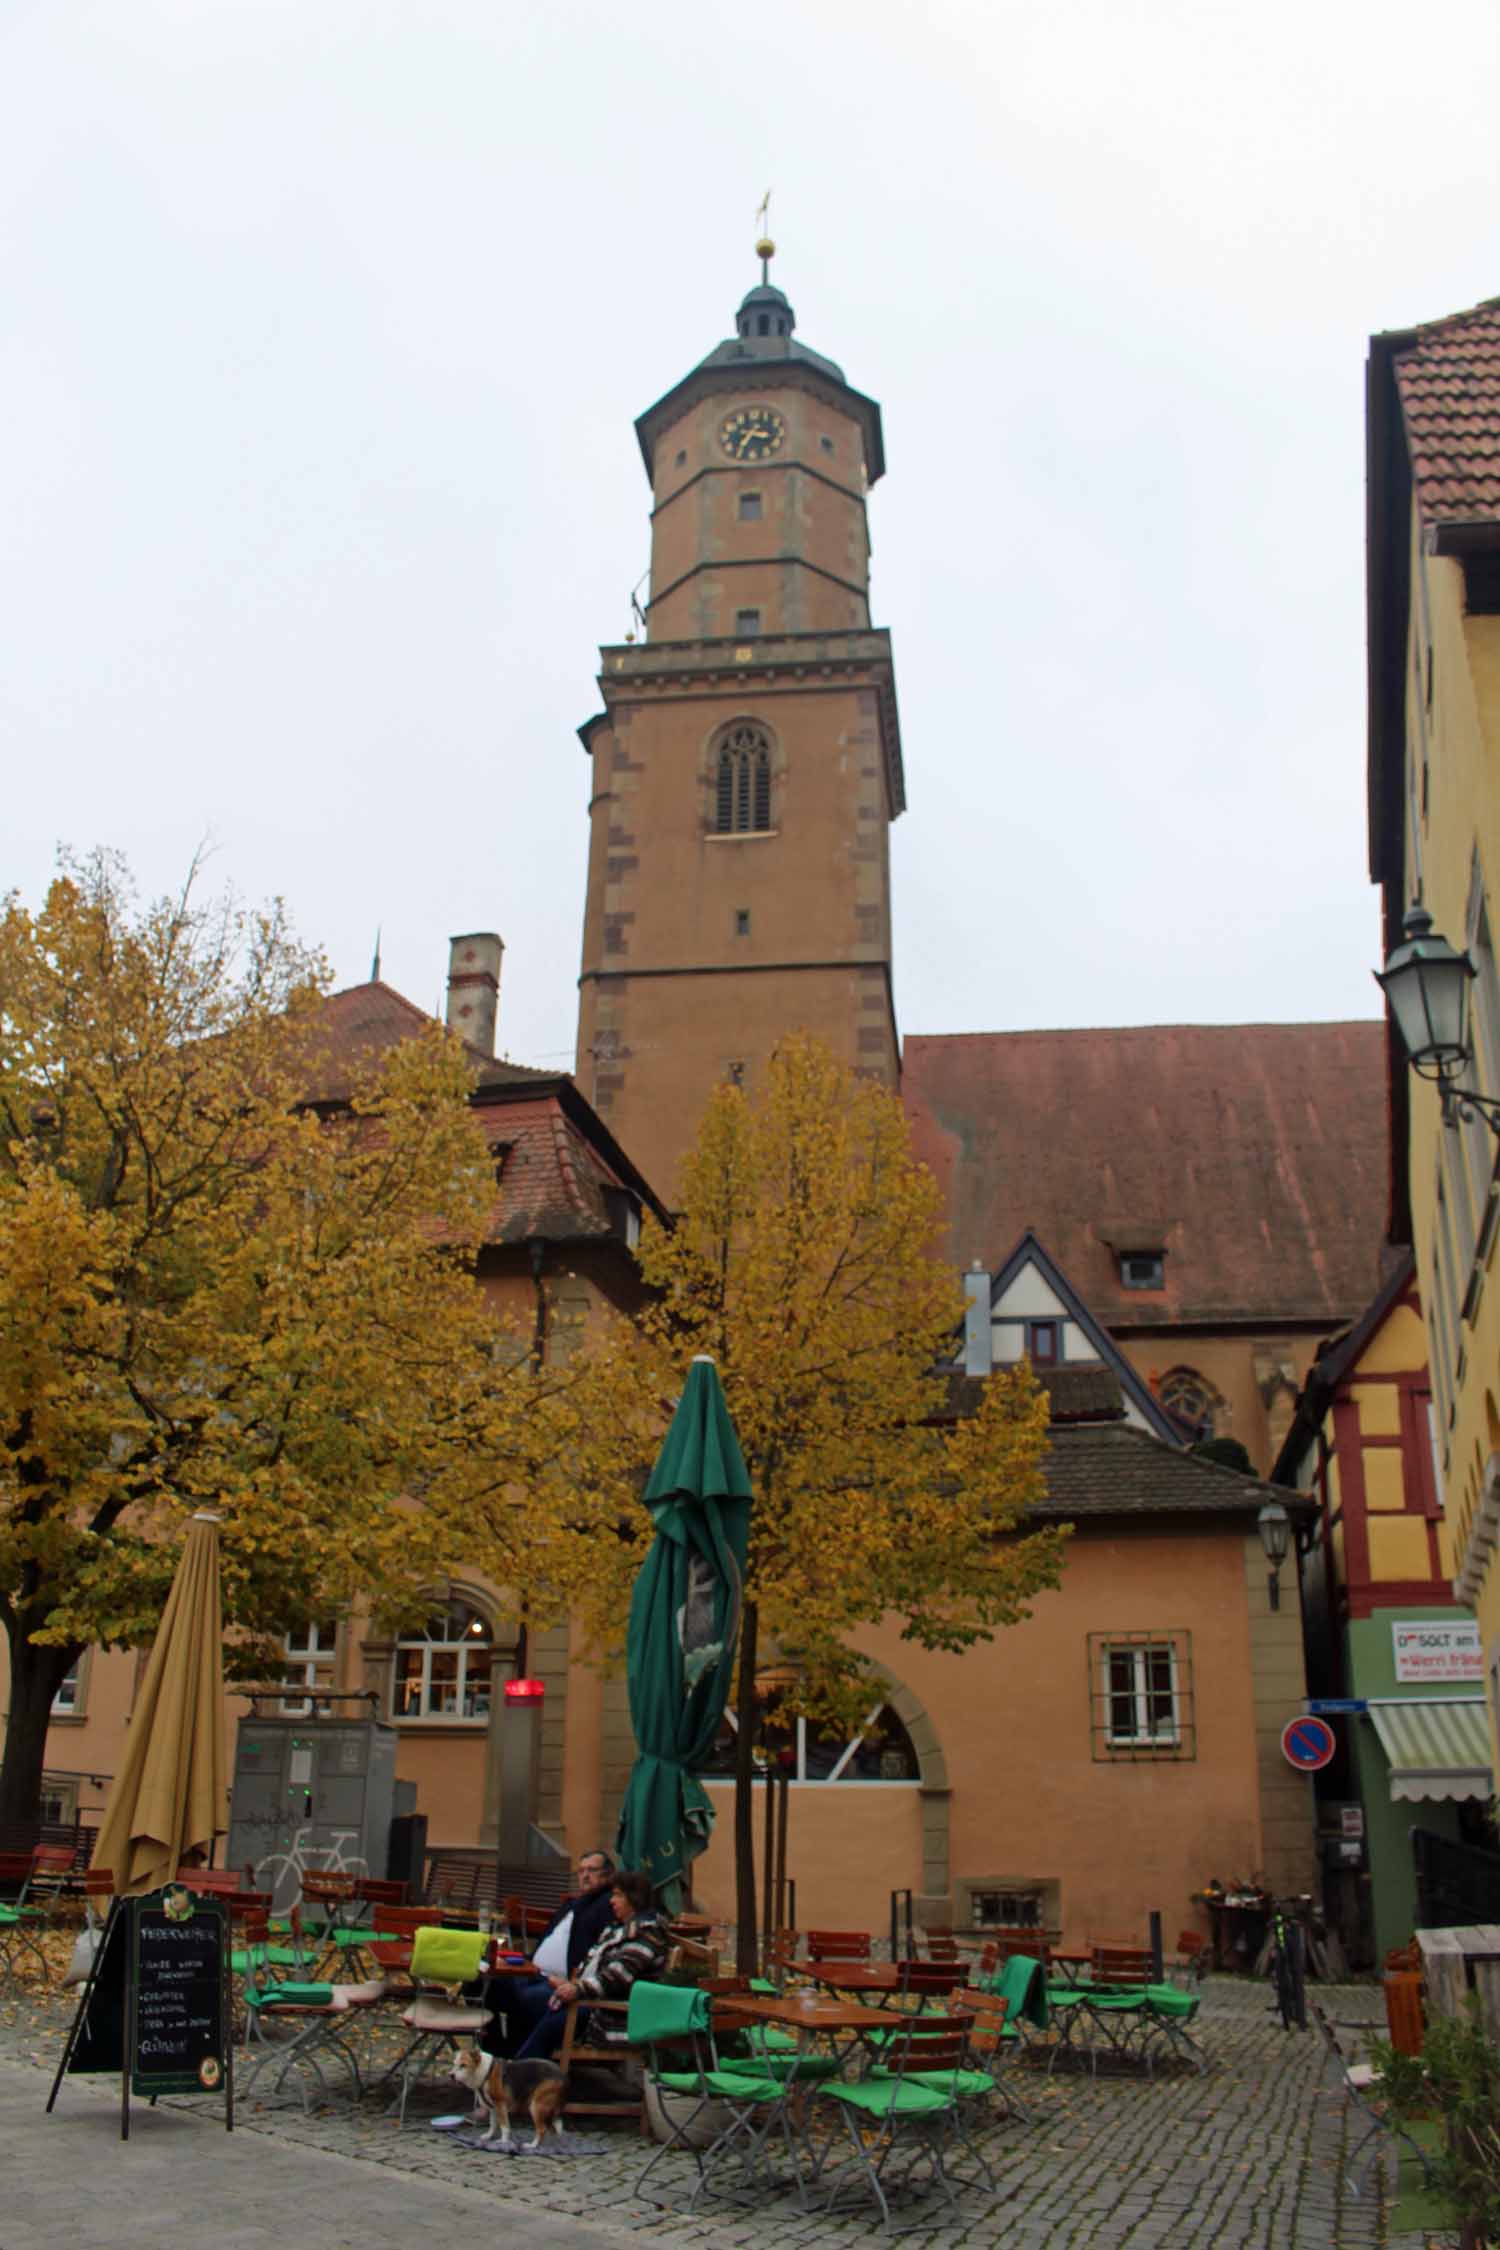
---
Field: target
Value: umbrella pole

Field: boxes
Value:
[774,1767,789,1947]
[760,1764,776,1973]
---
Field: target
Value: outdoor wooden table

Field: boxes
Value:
[802,1962,894,1995]
[728,1991,907,2070]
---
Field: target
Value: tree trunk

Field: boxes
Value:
[734,1598,759,1977]
[0,1622,78,1832]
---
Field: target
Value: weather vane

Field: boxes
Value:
[754,189,775,284]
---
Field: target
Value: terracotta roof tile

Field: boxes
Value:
[305,982,629,1248]
[1035,1420,1309,1521]
[1391,296,1500,523]
[903,1022,1388,1329]
[308,981,549,1102]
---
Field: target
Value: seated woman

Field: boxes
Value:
[505,1869,668,2062]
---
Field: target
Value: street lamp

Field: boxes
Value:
[1258,1500,1291,1612]
[1376,908,1500,1136]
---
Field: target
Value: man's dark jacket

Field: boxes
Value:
[537,1884,616,1973]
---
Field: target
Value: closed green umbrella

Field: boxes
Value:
[616,1354,752,1910]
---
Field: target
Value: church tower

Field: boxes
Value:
[574,242,906,1194]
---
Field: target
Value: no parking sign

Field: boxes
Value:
[1280,1715,1336,1772]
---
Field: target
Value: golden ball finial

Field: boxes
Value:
[755,236,776,263]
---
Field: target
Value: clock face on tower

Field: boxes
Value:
[719,405,786,462]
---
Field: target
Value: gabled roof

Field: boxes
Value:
[309,981,550,1102]
[1034,1420,1313,1525]
[305,979,669,1248]
[904,1023,1389,1330]
[986,1230,1185,1444]
[1389,296,1500,525]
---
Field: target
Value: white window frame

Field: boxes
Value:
[281,1620,338,1715]
[51,1654,85,1717]
[1104,1642,1180,1748]
[393,1600,494,1724]
[715,1700,920,1782]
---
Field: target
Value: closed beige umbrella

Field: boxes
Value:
[92,1512,227,1896]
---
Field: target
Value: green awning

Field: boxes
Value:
[1367,1700,1494,1803]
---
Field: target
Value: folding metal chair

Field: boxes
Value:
[0,1852,51,1986]
[813,2008,996,2233]
[631,1982,800,2213]
[1311,2001,1435,2197]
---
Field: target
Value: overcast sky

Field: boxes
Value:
[5,0,1497,1073]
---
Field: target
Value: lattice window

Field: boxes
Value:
[712,723,774,835]
[281,1619,338,1715]
[1157,1366,1221,1443]
[702,1699,919,1781]
[394,1599,493,1722]
[1088,1631,1196,1761]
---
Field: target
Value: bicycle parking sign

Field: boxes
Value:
[1280,1715,1336,1771]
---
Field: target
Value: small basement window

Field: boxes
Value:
[1120,1253,1165,1291]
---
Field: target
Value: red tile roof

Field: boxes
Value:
[903,1022,1389,1330]
[1391,296,1500,523]
[306,981,651,1246]
[308,981,549,1101]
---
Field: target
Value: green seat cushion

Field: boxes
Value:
[245,1981,335,2009]
[1088,1990,1147,2009]
[655,2069,784,2102]
[736,2052,840,2083]
[1145,1985,1199,2018]
[744,2024,798,2053]
[822,2078,953,2118]
[747,1977,778,1995]
[884,2067,998,2098]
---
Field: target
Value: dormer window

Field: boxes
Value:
[1120,1253,1165,1291]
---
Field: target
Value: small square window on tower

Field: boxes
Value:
[735,607,762,636]
[734,909,751,937]
[820,434,835,454]
[739,492,762,521]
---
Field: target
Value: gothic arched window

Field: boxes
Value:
[713,722,773,835]
[1158,1367,1222,1444]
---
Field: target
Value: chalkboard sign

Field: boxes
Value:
[48,1885,232,2138]
[130,1890,228,2096]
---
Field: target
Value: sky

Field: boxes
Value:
[4,0,1498,1071]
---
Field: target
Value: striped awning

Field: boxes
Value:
[1367,1700,1494,1803]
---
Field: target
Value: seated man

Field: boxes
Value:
[483,1850,617,2057]
[509,1869,668,2063]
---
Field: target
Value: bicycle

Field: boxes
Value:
[1265,1896,1309,2032]
[254,1825,368,1914]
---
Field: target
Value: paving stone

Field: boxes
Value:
[0,1971,1451,2246]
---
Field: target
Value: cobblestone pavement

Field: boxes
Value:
[0,1960,1459,2247]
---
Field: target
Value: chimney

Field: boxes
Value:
[445,932,503,1058]
[963,1261,992,1378]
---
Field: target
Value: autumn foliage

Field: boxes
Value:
[494,1037,1068,1964]
[0,855,524,1828]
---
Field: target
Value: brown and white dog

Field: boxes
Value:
[450,2043,566,2150]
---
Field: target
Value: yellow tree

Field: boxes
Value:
[496,1037,1068,1968]
[0,854,528,1829]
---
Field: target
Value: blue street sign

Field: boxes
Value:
[1281,1715,1337,1772]
[1307,1699,1367,1715]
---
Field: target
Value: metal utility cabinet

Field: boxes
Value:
[227,1700,398,1909]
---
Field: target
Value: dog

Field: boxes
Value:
[450,2043,566,2150]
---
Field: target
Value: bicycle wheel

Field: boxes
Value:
[1272,1938,1297,2031]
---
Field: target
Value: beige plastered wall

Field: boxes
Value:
[1400,520,1500,1766]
